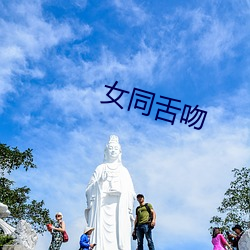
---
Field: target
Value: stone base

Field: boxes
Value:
[2,245,26,250]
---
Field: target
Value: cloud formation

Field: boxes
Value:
[1,1,250,250]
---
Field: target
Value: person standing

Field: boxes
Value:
[49,212,66,250]
[133,194,156,250]
[79,227,96,250]
[231,225,244,250]
[211,227,232,250]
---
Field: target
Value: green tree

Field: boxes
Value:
[0,143,52,233]
[210,167,250,232]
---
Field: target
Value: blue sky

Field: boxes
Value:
[1,0,250,249]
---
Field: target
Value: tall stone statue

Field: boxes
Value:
[85,135,136,250]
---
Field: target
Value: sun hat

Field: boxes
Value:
[55,212,63,218]
[84,227,95,234]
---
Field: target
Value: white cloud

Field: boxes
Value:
[112,0,148,26]
[159,7,241,67]
[189,8,210,33]
[127,42,158,84]
[79,45,158,87]
[48,84,127,121]
[49,85,93,116]
[81,47,128,85]
[196,20,235,63]
[73,0,87,9]
[0,1,74,110]
[0,2,73,58]
[228,83,250,114]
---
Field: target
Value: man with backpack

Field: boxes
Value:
[132,194,156,250]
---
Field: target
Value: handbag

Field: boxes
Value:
[62,231,69,242]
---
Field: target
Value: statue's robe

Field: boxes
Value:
[239,229,250,250]
[85,163,136,250]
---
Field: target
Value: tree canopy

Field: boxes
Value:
[0,143,52,233]
[0,144,36,175]
[210,167,250,232]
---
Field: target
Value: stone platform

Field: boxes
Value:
[1,245,26,250]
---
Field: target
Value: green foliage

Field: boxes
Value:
[0,144,36,175]
[0,234,14,246]
[0,143,52,233]
[210,167,250,232]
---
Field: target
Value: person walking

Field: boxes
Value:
[48,212,66,250]
[211,227,232,250]
[79,227,96,250]
[133,194,156,250]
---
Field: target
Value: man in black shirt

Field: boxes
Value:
[230,225,244,250]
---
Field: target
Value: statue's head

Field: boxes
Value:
[104,135,122,163]
[0,202,10,218]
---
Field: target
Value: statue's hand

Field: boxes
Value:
[86,195,95,208]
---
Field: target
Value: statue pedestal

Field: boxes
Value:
[2,245,26,250]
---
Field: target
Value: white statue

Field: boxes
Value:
[85,135,136,250]
[0,202,15,235]
[0,202,11,218]
[0,203,37,250]
[239,229,250,250]
[13,220,38,250]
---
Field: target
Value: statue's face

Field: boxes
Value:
[107,142,121,160]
